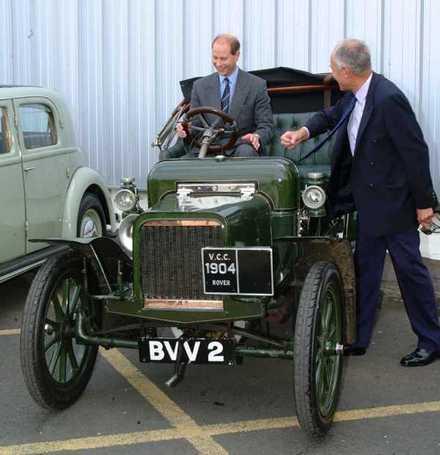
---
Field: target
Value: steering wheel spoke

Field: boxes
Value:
[183,106,238,157]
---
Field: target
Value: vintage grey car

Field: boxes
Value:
[0,86,116,283]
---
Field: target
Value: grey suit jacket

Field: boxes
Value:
[190,69,273,153]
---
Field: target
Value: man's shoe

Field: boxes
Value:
[400,348,439,367]
[343,346,366,356]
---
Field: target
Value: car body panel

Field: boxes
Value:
[0,86,115,283]
[0,99,26,262]
[148,157,300,210]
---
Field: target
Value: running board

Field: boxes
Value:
[0,244,68,284]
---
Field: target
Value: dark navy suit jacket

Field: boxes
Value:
[305,72,436,237]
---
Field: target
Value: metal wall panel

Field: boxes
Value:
[421,0,440,191]
[309,0,345,73]
[0,0,14,83]
[276,0,310,70]
[0,0,438,196]
[346,0,383,71]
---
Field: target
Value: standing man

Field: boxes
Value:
[176,33,273,157]
[281,39,440,366]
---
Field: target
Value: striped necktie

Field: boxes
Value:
[221,77,230,112]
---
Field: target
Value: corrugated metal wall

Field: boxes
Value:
[1,0,439,191]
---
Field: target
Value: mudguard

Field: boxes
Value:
[62,167,117,238]
[31,237,132,293]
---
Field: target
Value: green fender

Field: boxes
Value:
[62,166,117,238]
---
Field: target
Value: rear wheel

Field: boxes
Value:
[293,261,344,439]
[77,193,106,238]
[20,251,99,409]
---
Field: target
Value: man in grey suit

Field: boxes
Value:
[176,34,273,157]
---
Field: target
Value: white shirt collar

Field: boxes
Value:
[353,72,373,104]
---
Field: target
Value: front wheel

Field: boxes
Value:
[77,193,106,238]
[293,261,344,439]
[20,251,99,409]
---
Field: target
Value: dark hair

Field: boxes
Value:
[212,34,240,55]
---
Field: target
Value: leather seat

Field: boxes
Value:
[268,112,335,177]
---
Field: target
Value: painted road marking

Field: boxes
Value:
[2,329,440,454]
[0,329,20,336]
[100,348,228,454]
[2,401,440,454]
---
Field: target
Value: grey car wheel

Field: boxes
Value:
[77,194,106,238]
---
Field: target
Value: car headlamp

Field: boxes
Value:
[118,213,137,256]
[114,189,137,212]
[302,185,326,210]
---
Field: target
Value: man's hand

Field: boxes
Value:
[241,133,260,151]
[176,122,187,138]
[280,127,309,149]
[417,207,434,229]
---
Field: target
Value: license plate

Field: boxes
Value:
[202,247,273,296]
[139,337,234,364]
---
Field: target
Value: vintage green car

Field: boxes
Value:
[0,86,116,284]
[20,68,357,439]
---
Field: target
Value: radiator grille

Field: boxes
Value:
[140,220,223,301]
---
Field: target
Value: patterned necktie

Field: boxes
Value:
[221,77,230,112]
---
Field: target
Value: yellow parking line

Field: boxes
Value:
[3,338,440,454]
[334,400,440,422]
[2,400,440,454]
[0,329,20,336]
[0,429,179,455]
[101,348,228,454]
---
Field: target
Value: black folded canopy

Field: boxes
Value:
[179,67,343,114]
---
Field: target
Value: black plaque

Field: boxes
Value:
[202,247,273,296]
[202,248,238,293]
[238,249,273,295]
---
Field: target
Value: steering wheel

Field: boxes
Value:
[180,106,239,158]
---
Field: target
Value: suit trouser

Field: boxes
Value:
[354,228,440,352]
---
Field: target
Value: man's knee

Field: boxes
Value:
[233,144,258,157]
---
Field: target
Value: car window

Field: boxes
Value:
[0,108,11,154]
[19,103,57,149]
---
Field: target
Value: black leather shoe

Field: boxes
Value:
[400,348,439,367]
[343,346,367,356]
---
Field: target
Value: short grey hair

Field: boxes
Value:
[332,39,371,75]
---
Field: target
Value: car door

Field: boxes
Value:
[0,100,26,263]
[14,97,71,253]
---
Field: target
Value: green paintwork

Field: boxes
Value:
[314,280,342,418]
[44,275,89,384]
[108,194,273,323]
[147,157,300,210]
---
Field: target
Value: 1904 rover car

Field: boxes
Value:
[20,68,357,439]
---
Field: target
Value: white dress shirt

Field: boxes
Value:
[347,72,373,154]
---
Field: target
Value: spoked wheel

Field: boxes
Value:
[20,251,100,410]
[293,261,344,439]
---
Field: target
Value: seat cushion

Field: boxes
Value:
[269,112,335,168]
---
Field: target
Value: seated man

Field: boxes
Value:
[176,33,273,157]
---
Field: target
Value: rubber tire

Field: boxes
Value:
[293,261,344,439]
[20,251,99,410]
[77,193,106,238]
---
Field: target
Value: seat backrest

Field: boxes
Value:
[269,112,335,170]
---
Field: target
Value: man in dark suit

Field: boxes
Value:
[281,39,440,366]
[176,34,273,157]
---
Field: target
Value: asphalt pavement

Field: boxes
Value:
[1,272,440,455]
